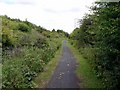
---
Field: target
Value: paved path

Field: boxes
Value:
[47,40,80,88]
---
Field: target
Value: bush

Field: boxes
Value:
[2,29,16,48]
[18,23,31,32]
[34,35,48,48]
[70,2,120,89]
[2,42,60,88]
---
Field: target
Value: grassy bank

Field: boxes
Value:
[1,15,68,88]
[0,64,1,88]
[67,41,103,88]
[34,41,63,88]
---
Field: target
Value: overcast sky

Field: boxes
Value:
[0,0,96,33]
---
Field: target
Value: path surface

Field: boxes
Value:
[47,40,80,88]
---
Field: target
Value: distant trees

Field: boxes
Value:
[57,29,69,38]
[52,29,55,32]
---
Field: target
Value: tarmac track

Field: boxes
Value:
[47,40,80,88]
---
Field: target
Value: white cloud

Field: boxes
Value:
[0,0,96,33]
[0,0,36,5]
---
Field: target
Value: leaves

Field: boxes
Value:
[70,2,120,89]
[2,15,63,88]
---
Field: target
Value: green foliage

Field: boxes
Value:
[34,35,48,48]
[2,29,16,47]
[2,42,61,88]
[70,2,120,89]
[67,41,103,88]
[57,29,69,38]
[1,15,63,88]
[18,23,31,32]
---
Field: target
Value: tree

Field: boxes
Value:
[52,29,55,32]
[70,2,120,89]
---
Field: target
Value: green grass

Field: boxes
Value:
[34,43,63,88]
[0,64,2,88]
[67,41,103,88]
[0,58,1,77]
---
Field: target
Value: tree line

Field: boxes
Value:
[70,2,120,89]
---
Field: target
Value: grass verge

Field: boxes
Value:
[0,64,2,88]
[34,43,63,88]
[67,41,103,88]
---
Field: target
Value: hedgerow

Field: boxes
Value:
[70,2,120,89]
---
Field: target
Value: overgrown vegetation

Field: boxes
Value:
[1,1,120,89]
[70,2,120,89]
[67,41,103,88]
[1,15,68,88]
[34,43,63,88]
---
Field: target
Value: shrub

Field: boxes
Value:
[70,2,120,89]
[2,29,16,48]
[18,23,31,32]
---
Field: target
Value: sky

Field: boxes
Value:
[0,0,97,33]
